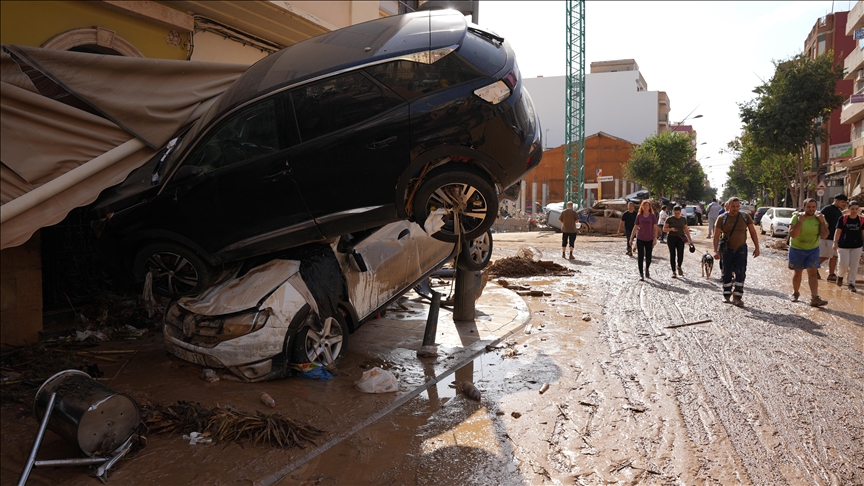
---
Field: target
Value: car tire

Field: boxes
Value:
[457,229,493,271]
[770,225,775,237]
[760,226,765,235]
[412,167,497,243]
[577,222,590,235]
[291,312,348,367]
[133,242,215,297]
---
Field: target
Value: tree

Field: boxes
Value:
[738,52,844,207]
[623,131,696,198]
[724,130,797,207]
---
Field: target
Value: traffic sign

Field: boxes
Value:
[855,29,864,40]
[597,175,614,182]
[817,189,825,197]
[817,180,827,189]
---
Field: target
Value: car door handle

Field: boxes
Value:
[263,169,291,182]
[366,136,397,149]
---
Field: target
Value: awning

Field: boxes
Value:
[0,45,248,250]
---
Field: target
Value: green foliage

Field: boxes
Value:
[703,186,718,202]
[739,52,844,155]
[724,130,796,206]
[623,131,696,198]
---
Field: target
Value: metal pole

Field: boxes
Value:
[453,269,477,322]
[531,182,538,215]
[18,392,56,486]
[34,458,109,467]
[422,290,440,346]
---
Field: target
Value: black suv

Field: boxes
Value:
[89,10,542,297]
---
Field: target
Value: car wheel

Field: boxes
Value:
[457,229,493,271]
[412,167,497,243]
[133,242,214,297]
[291,312,348,366]
[577,222,590,235]
[760,226,765,235]
[770,225,775,237]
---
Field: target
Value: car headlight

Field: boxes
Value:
[168,305,269,342]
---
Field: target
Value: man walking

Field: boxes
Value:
[695,203,703,226]
[706,199,721,238]
[712,197,760,306]
[789,198,829,307]
[819,194,847,281]
[559,202,578,259]
[618,202,638,256]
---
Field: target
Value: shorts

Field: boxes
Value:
[788,247,821,270]
[562,232,576,248]
[819,238,837,259]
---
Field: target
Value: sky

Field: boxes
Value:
[480,0,845,191]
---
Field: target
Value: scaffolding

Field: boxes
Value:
[564,0,585,207]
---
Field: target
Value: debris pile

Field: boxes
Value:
[487,256,573,278]
[140,399,325,449]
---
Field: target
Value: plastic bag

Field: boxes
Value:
[424,208,447,235]
[355,367,398,393]
[291,362,335,380]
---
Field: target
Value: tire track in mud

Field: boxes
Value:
[591,247,864,486]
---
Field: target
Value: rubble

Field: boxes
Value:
[487,256,573,278]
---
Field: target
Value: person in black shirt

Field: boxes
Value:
[819,194,847,280]
[618,202,638,256]
[832,200,863,292]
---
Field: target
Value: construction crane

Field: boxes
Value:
[564,0,585,207]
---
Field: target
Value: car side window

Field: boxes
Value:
[365,56,485,101]
[184,99,279,172]
[290,72,402,142]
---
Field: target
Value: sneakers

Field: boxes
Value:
[562,252,566,258]
[732,297,744,307]
[827,273,837,282]
[850,285,858,293]
[645,269,651,279]
[671,273,677,279]
[569,252,574,260]
[836,277,843,286]
[791,292,800,302]
[677,267,684,276]
[810,295,828,307]
[723,297,732,304]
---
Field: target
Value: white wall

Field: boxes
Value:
[523,72,662,148]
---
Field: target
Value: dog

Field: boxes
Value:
[701,252,715,279]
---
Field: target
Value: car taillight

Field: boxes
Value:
[474,80,510,104]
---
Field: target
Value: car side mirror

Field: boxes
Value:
[352,250,368,272]
[173,165,204,183]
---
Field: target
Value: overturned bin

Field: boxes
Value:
[34,370,140,457]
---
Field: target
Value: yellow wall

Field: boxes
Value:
[0,1,187,60]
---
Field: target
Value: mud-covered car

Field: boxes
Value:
[89,9,541,297]
[163,220,492,381]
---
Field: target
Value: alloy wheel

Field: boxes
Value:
[427,182,490,237]
[466,231,491,266]
[302,316,344,366]
[144,252,199,296]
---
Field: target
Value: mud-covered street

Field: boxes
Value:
[292,228,863,486]
[2,228,862,486]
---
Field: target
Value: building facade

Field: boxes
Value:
[804,9,856,201]
[840,1,864,198]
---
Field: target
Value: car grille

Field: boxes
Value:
[164,315,221,348]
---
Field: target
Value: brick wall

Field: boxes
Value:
[0,232,42,346]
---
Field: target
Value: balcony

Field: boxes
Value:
[841,95,864,124]
[658,114,668,125]
[847,0,864,36]
[844,44,864,80]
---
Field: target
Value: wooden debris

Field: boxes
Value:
[665,319,712,329]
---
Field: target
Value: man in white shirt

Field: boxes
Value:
[706,199,721,238]
[657,205,669,242]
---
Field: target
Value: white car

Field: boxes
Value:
[163,221,493,382]
[760,207,795,237]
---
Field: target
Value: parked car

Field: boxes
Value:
[760,207,794,237]
[89,9,541,297]
[163,220,491,381]
[753,207,769,225]
[683,205,698,226]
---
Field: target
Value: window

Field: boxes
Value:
[817,34,826,56]
[290,72,401,142]
[366,55,484,100]
[185,99,279,172]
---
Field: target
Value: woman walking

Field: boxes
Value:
[630,200,659,280]
[663,205,690,278]
[833,200,863,292]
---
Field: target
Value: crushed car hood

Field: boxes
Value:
[178,259,300,316]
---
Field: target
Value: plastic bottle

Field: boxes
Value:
[260,392,275,408]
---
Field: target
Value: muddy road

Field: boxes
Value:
[293,229,863,485]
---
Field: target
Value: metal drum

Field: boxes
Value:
[34,370,140,457]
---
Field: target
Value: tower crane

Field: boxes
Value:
[564,0,585,207]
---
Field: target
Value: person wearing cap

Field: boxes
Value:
[663,205,690,279]
[832,199,863,292]
[819,194,848,281]
[712,197,760,306]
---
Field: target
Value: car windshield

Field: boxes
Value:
[685,207,694,214]
[775,209,794,218]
